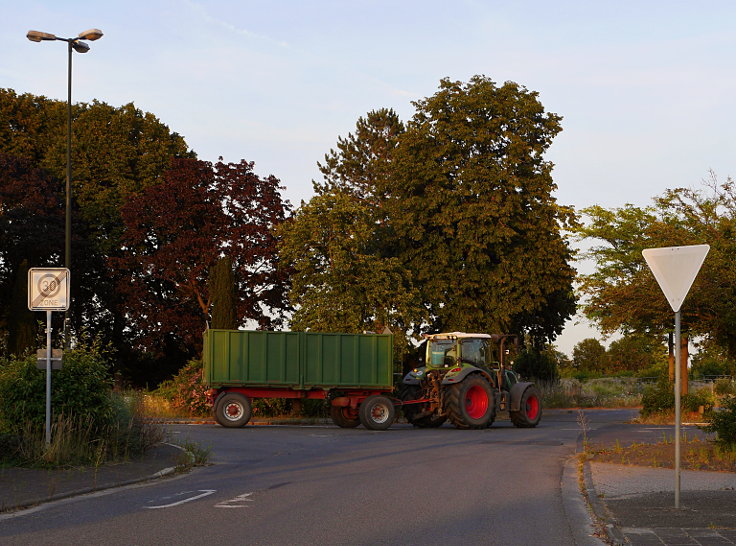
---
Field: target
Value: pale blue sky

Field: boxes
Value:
[3,1,735,354]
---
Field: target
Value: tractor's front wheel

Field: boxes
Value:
[446,375,495,429]
[510,386,543,428]
[359,395,396,430]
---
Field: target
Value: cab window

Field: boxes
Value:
[460,339,491,367]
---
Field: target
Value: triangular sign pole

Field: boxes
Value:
[642,244,709,510]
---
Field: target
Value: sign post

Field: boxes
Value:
[28,268,70,445]
[642,244,709,509]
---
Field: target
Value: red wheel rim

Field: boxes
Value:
[464,385,489,419]
[225,402,243,421]
[525,395,539,420]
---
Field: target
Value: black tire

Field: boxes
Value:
[510,386,543,428]
[214,392,252,428]
[359,395,396,431]
[399,385,446,428]
[446,375,495,429]
[330,405,360,428]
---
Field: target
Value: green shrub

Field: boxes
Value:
[0,394,163,466]
[714,379,736,396]
[155,359,210,417]
[703,396,736,450]
[640,379,675,417]
[682,389,715,414]
[0,342,163,466]
[0,340,114,434]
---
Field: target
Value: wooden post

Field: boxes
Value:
[668,333,675,382]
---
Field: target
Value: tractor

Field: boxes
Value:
[400,332,542,429]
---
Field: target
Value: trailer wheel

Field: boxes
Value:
[359,395,396,431]
[330,405,360,428]
[447,375,495,429]
[510,386,542,428]
[215,393,252,428]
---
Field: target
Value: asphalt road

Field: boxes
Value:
[0,409,636,545]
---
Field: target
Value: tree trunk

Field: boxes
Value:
[680,334,689,395]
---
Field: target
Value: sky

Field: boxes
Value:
[3,1,735,355]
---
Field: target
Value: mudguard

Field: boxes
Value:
[441,366,494,386]
[509,382,535,412]
[402,367,426,385]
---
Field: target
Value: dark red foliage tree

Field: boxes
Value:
[112,158,291,358]
[0,154,64,354]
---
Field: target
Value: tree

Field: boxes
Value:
[279,109,425,351]
[282,77,576,351]
[606,334,666,374]
[0,155,64,355]
[0,89,193,373]
[514,346,559,382]
[112,158,291,368]
[390,76,577,339]
[572,338,608,373]
[314,108,404,205]
[279,190,424,339]
[208,256,237,330]
[577,174,736,360]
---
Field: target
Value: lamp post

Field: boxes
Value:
[27,28,103,342]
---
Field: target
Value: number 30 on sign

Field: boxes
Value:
[28,268,70,311]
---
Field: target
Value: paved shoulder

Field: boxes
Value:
[588,462,736,545]
[0,443,183,513]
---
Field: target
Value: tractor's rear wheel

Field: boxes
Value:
[359,395,396,430]
[399,385,446,428]
[510,386,543,428]
[446,375,495,429]
[330,405,360,428]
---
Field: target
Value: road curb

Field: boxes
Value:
[562,456,605,545]
[582,459,627,546]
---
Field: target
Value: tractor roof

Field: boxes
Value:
[426,332,492,340]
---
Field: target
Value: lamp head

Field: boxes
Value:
[72,41,90,53]
[78,28,103,41]
[27,30,57,42]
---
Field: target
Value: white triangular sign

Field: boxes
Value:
[642,244,709,312]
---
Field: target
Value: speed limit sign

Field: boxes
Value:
[28,268,70,311]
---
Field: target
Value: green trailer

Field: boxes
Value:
[203,329,397,430]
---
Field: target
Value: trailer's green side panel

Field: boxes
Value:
[203,329,393,390]
[205,330,301,387]
[302,332,392,389]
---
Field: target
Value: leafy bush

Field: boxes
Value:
[0,340,115,434]
[640,379,675,417]
[1,394,163,466]
[641,379,716,417]
[155,359,210,417]
[682,389,715,414]
[704,396,736,450]
[714,379,736,396]
[0,342,163,466]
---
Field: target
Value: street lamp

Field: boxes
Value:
[27,28,103,342]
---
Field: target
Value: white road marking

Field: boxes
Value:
[145,489,216,509]
[215,492,255,508]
